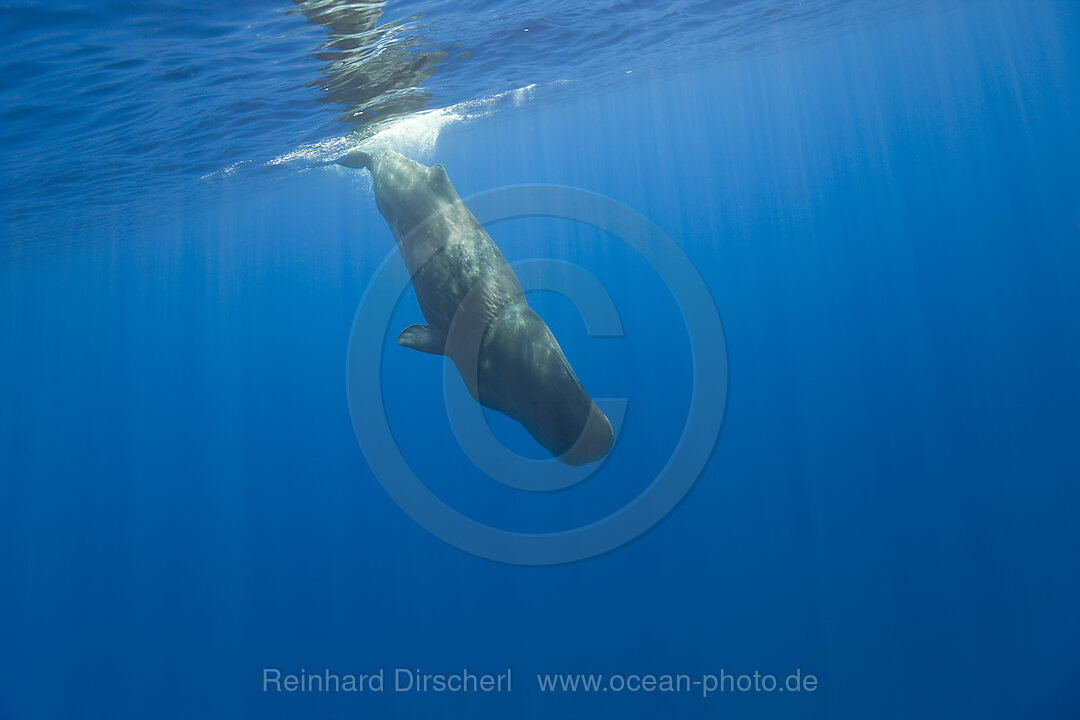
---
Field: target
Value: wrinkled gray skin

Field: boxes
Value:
[339,147,613,465]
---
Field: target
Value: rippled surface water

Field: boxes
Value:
[2,0,926,247]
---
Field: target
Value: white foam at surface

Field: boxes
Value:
[262,82,544,171]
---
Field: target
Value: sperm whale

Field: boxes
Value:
[339,147,613,465]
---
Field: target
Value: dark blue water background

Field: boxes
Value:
[2,1,1079,718]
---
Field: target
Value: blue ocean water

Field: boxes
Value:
[2,1,1080,718]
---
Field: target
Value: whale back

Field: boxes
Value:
[366,149,524,332]
[369,151,461,246]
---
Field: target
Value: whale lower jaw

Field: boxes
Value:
[556,402,615,466]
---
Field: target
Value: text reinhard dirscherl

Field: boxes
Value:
[263,668,512,694]
[262,668,820,698]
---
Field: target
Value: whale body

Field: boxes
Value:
[339,147,613,465]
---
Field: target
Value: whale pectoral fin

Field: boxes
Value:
[397,324,446,355]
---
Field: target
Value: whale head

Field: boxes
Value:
[476,303,614,465]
